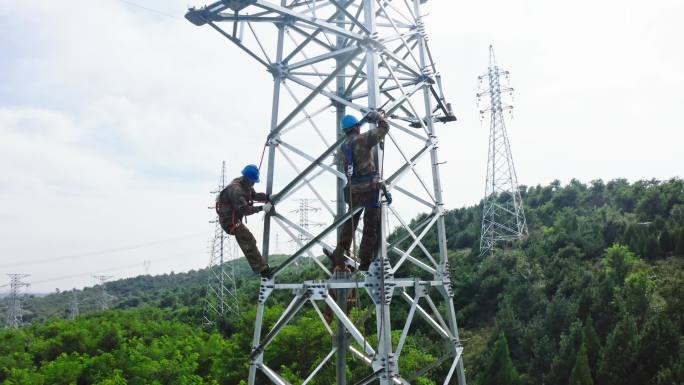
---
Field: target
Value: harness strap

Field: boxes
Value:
[350,173,377,184]
[343,140,354,178]
[229,210,241,233]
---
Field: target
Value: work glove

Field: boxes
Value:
[253,206,264,213]
[384,191,393,205]
[366,110,383,124]
[264,202,274,214]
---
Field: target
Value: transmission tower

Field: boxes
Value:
[93,275,114,311]
[69,290,80,320]
[290,198,324,249]
[478,46,528,256]
[5,274,30,328]
[143,260,151,275]
[203,161,240,327]
[186,2,465,384]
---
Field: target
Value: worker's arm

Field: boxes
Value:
[252,190,269,202]
[360,116,389,148]
[229,186,264,216]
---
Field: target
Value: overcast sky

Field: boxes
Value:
[1,0,682,293]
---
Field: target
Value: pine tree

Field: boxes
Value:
[570,343,594,385]
[675,228,684,256]
[659,228,674,254]
[583,317,601,380]
[641,236,662,260]
[479,332,522,385]
[598,315,640,385]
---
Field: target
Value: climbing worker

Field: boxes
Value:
[325,110,389,272]
[216,164,274,278]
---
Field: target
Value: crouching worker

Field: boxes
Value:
[216,164,274,278]
[325,110,389,272]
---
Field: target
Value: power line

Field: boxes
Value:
[115,0,179,19]
[29,250,203,285]
[0,232,205,269]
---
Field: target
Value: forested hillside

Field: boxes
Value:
[1,178,683,385]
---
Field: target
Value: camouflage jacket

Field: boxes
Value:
[339,117,390,192]
[216,177,268,221]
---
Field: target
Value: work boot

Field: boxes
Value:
[333,265,351,274]
[358,259,371,272]
[260,265,274,279]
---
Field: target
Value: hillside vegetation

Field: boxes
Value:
[1,178,683,385]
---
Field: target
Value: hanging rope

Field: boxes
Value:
[258,143,268,171]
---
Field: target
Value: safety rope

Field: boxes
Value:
[258,143,267,171]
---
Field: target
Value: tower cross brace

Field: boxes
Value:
[186,1,466,384]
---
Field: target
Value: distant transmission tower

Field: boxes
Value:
[290,198,324,249]
[93,275,114,311]
[478,46,528,256]
[5,274,30,328]
[143,260,151,275]
[203,161,240,326]
[69,290,80,320]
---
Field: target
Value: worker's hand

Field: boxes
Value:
[384,191,393,205]
[366,110,382,124]
[264,202,273,214]
[253,206,264,213]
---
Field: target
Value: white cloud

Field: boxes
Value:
[0,107,129,195]
[0,0,682,291]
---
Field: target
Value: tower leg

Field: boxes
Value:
[248,300,266,384]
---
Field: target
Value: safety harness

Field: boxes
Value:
[216,184,255,234]
[342,138,381,209]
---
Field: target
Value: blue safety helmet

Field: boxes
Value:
[341,114,360,132]
[241,164,260,183]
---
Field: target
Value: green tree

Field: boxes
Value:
[675,228,684,256]
[569,343,594,385]
[602,244,638,286]
[94,370,128,385]
[658,228,674,254]
[617,271,655,322]
[479,332,521,385]
[583,317,601,379]
[598,315,640,385]
[549,320,584,385]
[641,236,662,260]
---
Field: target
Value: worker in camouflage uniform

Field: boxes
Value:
[216,164,274,278]
[326,111,389,272]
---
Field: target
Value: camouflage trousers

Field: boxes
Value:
[331,190,381,268]
[220,218,267,274]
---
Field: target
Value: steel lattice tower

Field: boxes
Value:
[69,290,80,320]
[186,1,465,384]
[203,161,240,326]
[291,198,323,248]
[478,46,528,257]
[93,275,114,311]
[5,274,30,328]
